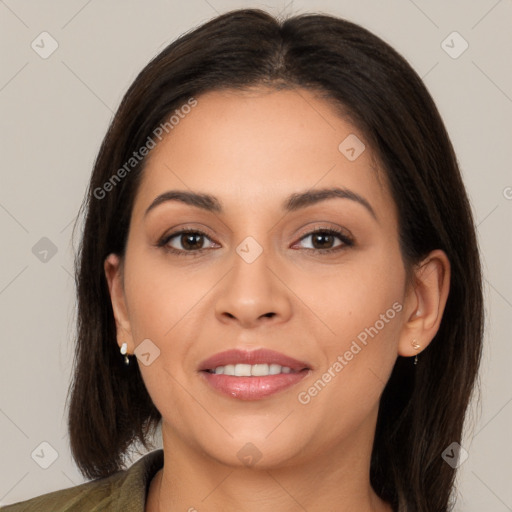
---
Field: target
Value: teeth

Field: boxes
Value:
[269,363,281,375]
[250,364,269,376]
[211,363,295,376]
[235,364,252,377]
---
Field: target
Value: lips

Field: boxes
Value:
[198,348,312,400]
[198,348,311,373]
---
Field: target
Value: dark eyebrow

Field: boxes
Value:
[144,187,377,221]
[284,187,377,220]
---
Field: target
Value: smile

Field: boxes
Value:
[198,348,311,400]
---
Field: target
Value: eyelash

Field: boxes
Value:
[156,227,354,257]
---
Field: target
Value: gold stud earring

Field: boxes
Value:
[411,339,420,365]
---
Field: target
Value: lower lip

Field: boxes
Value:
[200,370,309,400]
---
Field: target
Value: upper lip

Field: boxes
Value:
[198,348,311,372]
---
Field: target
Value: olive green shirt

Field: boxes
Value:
[1,449,163,512]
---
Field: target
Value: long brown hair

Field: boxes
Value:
[68,9,483,511]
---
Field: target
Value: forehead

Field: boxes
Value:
[132,87,395,223]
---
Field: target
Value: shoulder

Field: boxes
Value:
[0,449,164,512]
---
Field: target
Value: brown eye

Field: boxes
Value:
[177,232,206,251]
[296,228,353,253]
[158,229,218,255]
[310,232,337,249]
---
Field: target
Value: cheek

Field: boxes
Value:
[122,254,200,428]
[297,244,405,347]
[121,249,217,411]
[123,250,209,341]
[296,299,402,442]
[295,247,404,407]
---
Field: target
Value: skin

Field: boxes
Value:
[104,87,450,512]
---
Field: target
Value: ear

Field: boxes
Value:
[397,249,451,358]
[104,253,134,354]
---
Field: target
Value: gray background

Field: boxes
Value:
[1,0,511,509]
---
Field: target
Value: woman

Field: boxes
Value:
[2,8,483,512]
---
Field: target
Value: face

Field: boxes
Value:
[107,87,412,469]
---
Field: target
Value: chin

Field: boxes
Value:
[197,430,310,470]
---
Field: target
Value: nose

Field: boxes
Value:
[214,246,293,329]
